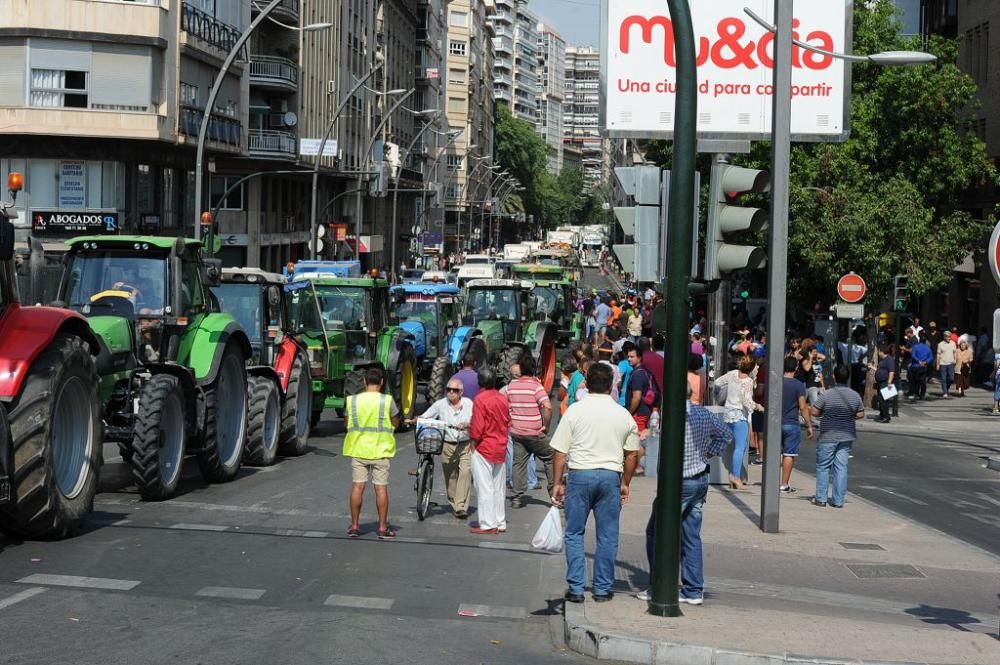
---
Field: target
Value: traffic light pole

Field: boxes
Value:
[760,0,794,534]
[648,0,696,619]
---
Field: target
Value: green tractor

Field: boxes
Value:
[462,278,559,393]
[285,261,419,427]
[510,263,583,347]
[56,236,252,500]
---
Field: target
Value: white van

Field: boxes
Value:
[455,264,496,289]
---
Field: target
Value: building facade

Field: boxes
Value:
[536,22,565,174]
[489,0,537,125]
[563,45,606,186]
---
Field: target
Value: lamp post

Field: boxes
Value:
[389,110,442,272]
[461,155,492,251]
[194,0,331,240]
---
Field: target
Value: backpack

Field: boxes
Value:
[634,367,660,407]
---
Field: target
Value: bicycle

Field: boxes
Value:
[411,424,444,520]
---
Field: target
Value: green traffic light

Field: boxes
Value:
[739,289,750,299]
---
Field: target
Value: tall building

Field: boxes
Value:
[490,1,538,125]
[563,46,606,186]
[536,22,566,174]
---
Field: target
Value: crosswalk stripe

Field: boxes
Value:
[16,574,140,590]
[0,587,46,610]
[169,523,229,532]
[324,594,394,610]
[195,586,266,600]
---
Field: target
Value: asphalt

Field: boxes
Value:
[0,413,585,665]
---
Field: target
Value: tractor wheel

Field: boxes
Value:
[197,342,248,484]
[345,370,365,397]
[467,337,488,369]
[394,345,418,425]
[538,333,558,395]
[278,353,311,457]
[427,356,452,404]
[498,346,525,386]
[130,374,187,501]
[244,376,280,466]
[0,334,102,539]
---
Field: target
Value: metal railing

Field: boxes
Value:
[179,104,242,147]
[249,55,298,86]
[181,1,242,53]
[252,0,298,18]
[248,129,296,158]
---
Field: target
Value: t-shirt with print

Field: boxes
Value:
[815,386,863,442]
[781,377,805,426]
[506,376,551,437]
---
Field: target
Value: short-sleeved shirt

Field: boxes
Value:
[626,366,653,417]
[506,376,551,437]
[937,340,957,365]
[781,377,805,426]
[815,387,863,442]
[874,356,895,383]
[595,303,612,326]
[451,368,479,401]
[567,370,585,408]
[550,393,640,472]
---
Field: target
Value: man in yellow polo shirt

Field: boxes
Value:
[344,366,400,540]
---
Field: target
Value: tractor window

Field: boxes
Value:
[467,289,517,322]
[287,286,323,333]
[370,287,387,331]
[396,299,438,340]
[180,257,205,314]
[211,283,262,345]
[314,286,366,330]
[534,286,561,320]
[65,252,167,316]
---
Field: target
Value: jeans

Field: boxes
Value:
[564,469,621,596]
[939,364,955,395]
[815,439,853,506]
[645,473,709,599]
[727,420,749,478]
[506,437,537,488]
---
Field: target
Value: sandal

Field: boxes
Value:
[377,527,396,540]
[347,526,361,538]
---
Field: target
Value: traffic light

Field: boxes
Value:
[613,166,662,282]
[736,278,751,300]
[704,158,769,280]
[893,274,909,312]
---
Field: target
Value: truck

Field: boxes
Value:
[0,172,104,538]
[546,229,577,248]
[580,232,603,267]
[502,244,533,262]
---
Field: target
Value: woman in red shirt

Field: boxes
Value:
[470,368,511,534]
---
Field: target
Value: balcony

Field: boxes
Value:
[182,1,242,54]
[179,104,243,149]
[249,129,297,160]
[249,55,298,92]
[252,0,299,24]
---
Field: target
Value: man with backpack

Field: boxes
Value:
[625,347,658,433]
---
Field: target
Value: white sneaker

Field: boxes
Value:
[678,596,704,605]
[497,525,507,533]
[635,589,651,601]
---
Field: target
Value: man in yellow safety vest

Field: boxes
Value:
[344,366,400,539]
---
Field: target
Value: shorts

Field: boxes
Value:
[781,424,801,457]
[751,411,764,433]
[351,457,391,485]
[633,414,649,433]
[596,324,608,336]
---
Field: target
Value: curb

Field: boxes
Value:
[987,456,1000,472]
[563,599,931,665]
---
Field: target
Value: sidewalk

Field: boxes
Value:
[560,465,1000,665]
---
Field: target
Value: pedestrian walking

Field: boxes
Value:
[715,355,764,490]
[637,384,731,604]
[344,367,400,539]
[871,345,896,422]
[469,368,510,534]
[810,365,865,508]
[955,339,973,397]
[908,335,932,400]
[936,333,957,397]
[624,347,657,433]
[594,297,612,345]
[507,354,555,509]
[418,378,474,519]
[781,356,813,493]
[551,363,641,603]
[451,352,480,402]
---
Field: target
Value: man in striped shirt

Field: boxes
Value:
[507,354,555,509]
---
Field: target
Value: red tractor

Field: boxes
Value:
[0,173,103,539]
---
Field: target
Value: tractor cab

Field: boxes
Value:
[463,278,535,348]
[390,283,463,362]
[211,268,288,365]
[510,263,581,346]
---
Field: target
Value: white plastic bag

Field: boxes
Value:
[531,506,564,553]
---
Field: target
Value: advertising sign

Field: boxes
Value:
[299,138,338,157]
[600,0,851,141]
[32,210,119,235]
[58,161,86,208]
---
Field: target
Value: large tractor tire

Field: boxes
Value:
[498,346,526,387]
[0,334,102,539]
[130,374,186,501]
[278,353,311,457]
[244,376,280,466]
[197,342,248,484]
[394,345,419,424]
[345,370,365,396]
[426,356,452,405]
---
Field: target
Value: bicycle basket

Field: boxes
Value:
[415,427,445,455]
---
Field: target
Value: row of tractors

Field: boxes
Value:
[0,172,585,542]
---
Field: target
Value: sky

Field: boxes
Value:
[530,0,601,48]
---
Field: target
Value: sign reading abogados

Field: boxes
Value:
[599,0,851,141]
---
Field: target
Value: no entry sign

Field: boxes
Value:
[989,220,1000,288]
[837,273,866,303]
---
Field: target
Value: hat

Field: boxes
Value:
[929,321,937,328]
[689,325,703,336]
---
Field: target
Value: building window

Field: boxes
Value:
[30,69,87,108]
[447,96,466,113]
[449,40,467,56]
[446,183,461,199]
[180,82,198,107]
[210,175,245,211]
[449,11,468,27]
[446,155,464,170]
[448,68,466,84]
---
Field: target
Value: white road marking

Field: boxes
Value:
[457,603,527,619]
[169,523,229,531]
[274,529,328,538]
[0,587,46,610]
[392,537,429,544]
[857,485,929,506]
[112,519,132,526]
[16,574,140,591]
[478,541,531,551]
[324,594,394,610]
[195,586,266,600]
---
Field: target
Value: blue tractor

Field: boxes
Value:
[390,283,486,403]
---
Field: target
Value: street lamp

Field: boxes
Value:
[389,109,442,271]
[194,0,333,240]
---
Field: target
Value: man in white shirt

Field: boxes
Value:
[936,334,958,398]
[551,363,640,603]
[418,379,474,518]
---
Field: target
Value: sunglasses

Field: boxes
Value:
[446,387,462,393]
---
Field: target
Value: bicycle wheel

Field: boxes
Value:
[416,457,434,521]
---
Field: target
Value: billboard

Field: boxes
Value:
[600,0,851,141]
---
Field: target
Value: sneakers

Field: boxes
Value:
[635,589,651,601]
[779,485,796,494]
[634,589,703,605]
[679,596,704,605]
[810,497,827,507]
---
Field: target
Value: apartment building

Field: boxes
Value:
[536,23,565,174]
[563,45,606,186]
[444,0,496,251]
[490,0,538,125]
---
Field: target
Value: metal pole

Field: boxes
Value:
[760,0,794,534]
[893,309,902,416]
[649,0,696,619]
[194,0,284,240]
[309,64,385,259]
